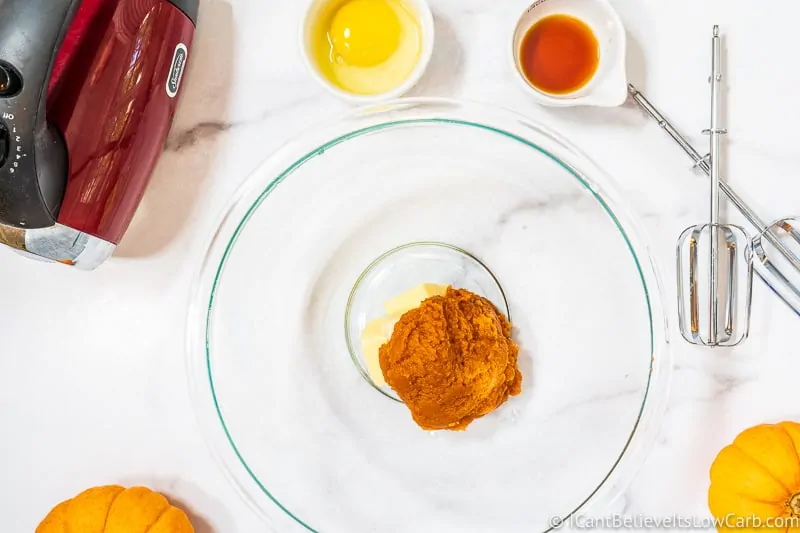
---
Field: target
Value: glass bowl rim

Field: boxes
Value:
[185,97,672,532]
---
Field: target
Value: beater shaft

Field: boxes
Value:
[707,25,723,344]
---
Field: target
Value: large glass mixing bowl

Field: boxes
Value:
[187,99,671,532]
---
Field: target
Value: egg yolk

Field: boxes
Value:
[328,0,402,68]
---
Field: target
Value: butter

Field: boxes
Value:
[382,283,448,315]
[361,314,401,341]
[361,337,388,388]
[361,283,449,387]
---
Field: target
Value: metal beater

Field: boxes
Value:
[674,26,753,346]
[628,90,800,318]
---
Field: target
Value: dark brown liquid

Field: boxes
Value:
[519,14,599,95]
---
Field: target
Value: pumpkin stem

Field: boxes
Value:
[790,493,800,516]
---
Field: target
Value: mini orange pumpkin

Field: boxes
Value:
[709,422,800,532]
[36,485,194,533]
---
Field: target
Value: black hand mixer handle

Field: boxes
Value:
[0,0,80,229]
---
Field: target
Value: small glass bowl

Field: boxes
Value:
[345,241,511,400]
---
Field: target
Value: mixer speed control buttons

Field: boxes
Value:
[0,122,8,168]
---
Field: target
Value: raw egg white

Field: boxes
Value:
[312,0,422,95]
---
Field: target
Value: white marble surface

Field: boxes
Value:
[2,0,800,531]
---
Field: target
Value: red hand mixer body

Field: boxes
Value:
[0,0,198,269]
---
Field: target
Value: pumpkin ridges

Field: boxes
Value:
[142,503,174,533]
[709,485,788,532]
[711,444,791,503]
[148,507,195,533]
[65,485,125,533]
[779,422,800,515]
[709,423,800,533]
[778,422,800,488]
[776,422,800,517]
[102,487,127,533]
[37,486,195,533]
[734,443,797,500]
[709,486,787,518]
[105,487,171,533]
[733,424,800,494]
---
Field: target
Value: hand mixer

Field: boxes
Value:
[665,26,753,346]
[629,61,800,320]
[0,0,198,269]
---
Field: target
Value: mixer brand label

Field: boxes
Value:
[167,43,188,98]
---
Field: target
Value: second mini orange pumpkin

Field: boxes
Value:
[709,422,800,531]
[36,485,194,533]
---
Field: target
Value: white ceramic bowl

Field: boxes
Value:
[511,0,628,107]
[300,0,435,104]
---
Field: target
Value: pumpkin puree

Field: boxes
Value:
[379,287,522,431]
